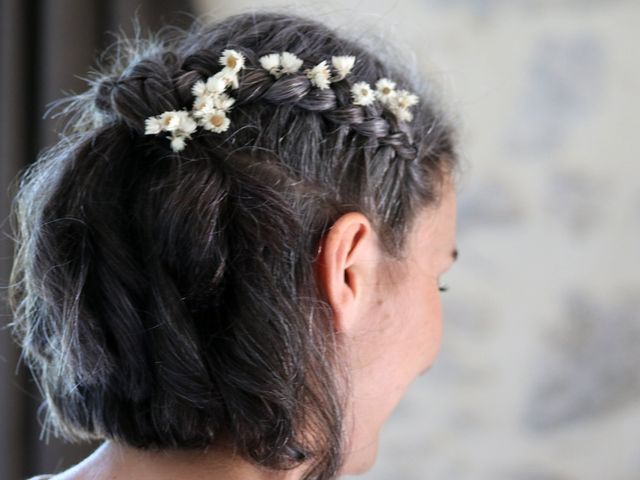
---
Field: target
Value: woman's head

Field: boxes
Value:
[9,11,457,480]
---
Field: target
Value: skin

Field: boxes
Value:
[323,179,458,475]
[43,180,457,480]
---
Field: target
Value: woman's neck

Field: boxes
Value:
[53,440,310,480]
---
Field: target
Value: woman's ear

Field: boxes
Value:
[314,212,380,334]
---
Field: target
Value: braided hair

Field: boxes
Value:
[9,11,457,480]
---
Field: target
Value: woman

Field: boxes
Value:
[9,11,459,480]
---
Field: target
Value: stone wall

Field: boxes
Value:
[195,1,640,478]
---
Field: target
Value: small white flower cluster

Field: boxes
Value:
[144,49,246,152]
[259,52,356,89]
[350,78,419,122]
[258,51,418,122]
[258,51,304,78]
[143,110,197,152]
[144,49,420,152]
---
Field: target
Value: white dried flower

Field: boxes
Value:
[259,53,281,77]
[394,89,419,109]
[385,89,418,122]
[280,52,303,75]
[204,75,227,95]
[191,80,207,98]
[389,105,414,122]
[219,49,245,73]
[199,109,230,133]
[351,81,375,106]
[169,133,188,152]
[144,116,163,135]
[175,110,197,135]
[331,55,355,81]
[192,94,214,117]
[212,93,235,112]
[213,68,239,89]
[306,61,331,90]
[156,111,182,131]
[375,78,396,104]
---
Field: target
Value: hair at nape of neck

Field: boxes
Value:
[144,48,419,152]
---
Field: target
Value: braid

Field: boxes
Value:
[95,45,418,160]
[95,54,182,129]
[174,49,418,160]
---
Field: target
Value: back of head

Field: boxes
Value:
[9,11,457,480]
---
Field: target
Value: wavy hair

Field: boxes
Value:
[8,11,457,480]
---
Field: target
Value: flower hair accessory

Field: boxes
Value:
[144,49,245,152]
[144,49,419,152]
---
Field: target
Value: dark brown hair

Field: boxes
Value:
[8,11,457,480]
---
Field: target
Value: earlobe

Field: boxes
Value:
[314,212,377,334]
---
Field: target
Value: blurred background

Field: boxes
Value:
[1,1,638,479]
